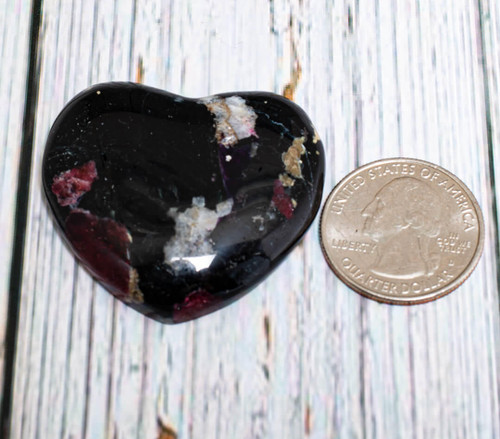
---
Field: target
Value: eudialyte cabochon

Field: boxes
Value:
[42,82,325,323]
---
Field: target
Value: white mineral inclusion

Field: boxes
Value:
[163,196,233,267]
[202,95,258,147]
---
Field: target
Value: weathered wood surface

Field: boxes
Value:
[1,0,500,438]
[481,0,500,237]
[0,0,34,424]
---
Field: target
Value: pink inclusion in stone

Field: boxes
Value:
[173,289,221,323]
[52,160,98,206]
[271,179,294,219]
[65,208,131,299]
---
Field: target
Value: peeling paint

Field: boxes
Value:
[282,59,302,101]
[263,314,271,353]
[136,56,145,83]
[282,23,302,101]
[157,415,177,439]
[305,404,312,435]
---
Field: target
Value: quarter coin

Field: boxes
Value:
[320,158,484,304]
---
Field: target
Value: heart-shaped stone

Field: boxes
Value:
[43,83,325,323]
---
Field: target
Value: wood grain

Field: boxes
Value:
[2,0,500,438]
[479,0,500,254]
[0,0,34,426]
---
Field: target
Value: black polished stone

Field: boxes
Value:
[42,82,325,323]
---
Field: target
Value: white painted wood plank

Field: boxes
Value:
[480,0,500,242]
[9,1,142,439]
[344,1,500,438]
[7,1,500,439]
[0,0,33,410]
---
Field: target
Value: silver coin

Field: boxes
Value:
[320,158,484,304]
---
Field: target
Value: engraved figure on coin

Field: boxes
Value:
[361,177,443,279]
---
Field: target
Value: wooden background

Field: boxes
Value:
[1,0,499,438]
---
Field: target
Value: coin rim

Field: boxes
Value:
[319,157,485,305]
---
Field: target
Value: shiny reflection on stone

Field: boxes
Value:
[169,254,216,272]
